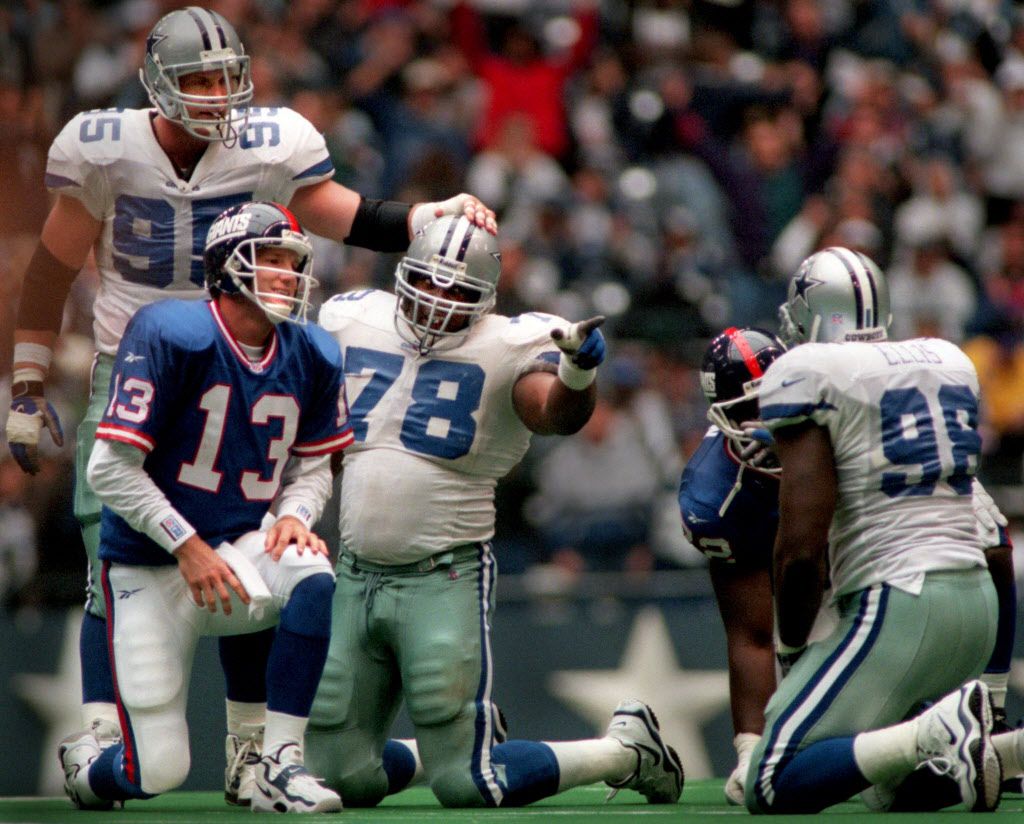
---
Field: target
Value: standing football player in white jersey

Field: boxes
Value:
[745,247,1003,813]
[307,215,683,808]
[3,5,495,806]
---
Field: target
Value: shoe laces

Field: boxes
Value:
[229,732,263,777]
[918,715,962,780]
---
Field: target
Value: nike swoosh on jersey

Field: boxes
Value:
[780,377,805,388]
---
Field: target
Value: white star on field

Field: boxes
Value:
[548,605,729,779]
[13,608,84,795]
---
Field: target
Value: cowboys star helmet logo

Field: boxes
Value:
[145,31,167,55]
[790,263,824,308]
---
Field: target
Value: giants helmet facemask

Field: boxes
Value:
[203,201,316,325]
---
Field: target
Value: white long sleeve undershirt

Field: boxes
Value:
[87,439,333,554]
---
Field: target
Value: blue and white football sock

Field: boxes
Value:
[80,612,118,729]
[546,738,634,790]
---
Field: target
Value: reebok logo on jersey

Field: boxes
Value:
[125,352,145,363]
[118,588,144,600]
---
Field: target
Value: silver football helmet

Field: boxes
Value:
[778,247,891,345]
[139,6,253,144]
[395,215,501,353]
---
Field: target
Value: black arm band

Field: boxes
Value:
[16,243,80,333]
[344,197,412,253]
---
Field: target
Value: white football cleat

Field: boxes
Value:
[58,731,113,810]
[253,742,342,813]
[225,723,263,806]
[914,680,1001,812]
[89,718,122,750]
[604,699,684,804]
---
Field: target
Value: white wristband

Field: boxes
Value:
[12,367,46,384]
[557,354,597,390]
[276,500,316,528]
[13,342,53,383]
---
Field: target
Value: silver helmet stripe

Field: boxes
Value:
[854,249,881,329]
[455,222,477,261]
[436,217,477,262]
[827,247,875,331]
[185,6,227,51]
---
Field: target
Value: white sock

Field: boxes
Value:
[546,738,636,791]
[394,738,426,786]
[993,730,1024,776]
[226,700,265,736]
[852,718,919,785]
[981,671,1009,711]
[81,701,119,730]
[264,710,308,760]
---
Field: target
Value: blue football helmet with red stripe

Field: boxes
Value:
[203,201,316,324]
[395,215,501,354]
[701,327,786,466]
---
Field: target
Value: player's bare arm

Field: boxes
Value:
[173,534,251,616]
[512,315,605,435]
[772,420,834,650]
[710,563,776,735]
[264,515,329,561]
[288,179,497,249]
[7,195,102,472]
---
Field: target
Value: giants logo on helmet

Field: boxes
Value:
[208,212,253,244]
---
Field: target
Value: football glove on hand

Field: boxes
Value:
[972,479,1007,548]
[551,315,607,369]
[551,316,606,390]
[7,381,63,474]
[738,422,777,468]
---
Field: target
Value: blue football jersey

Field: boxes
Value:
[96,299,352,565]
[677,427,779,567]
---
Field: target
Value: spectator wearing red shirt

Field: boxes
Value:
[451,0,598,161]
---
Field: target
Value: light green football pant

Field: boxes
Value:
[307,543,507,808]
[75,353,114,619]
[747,568,997,812]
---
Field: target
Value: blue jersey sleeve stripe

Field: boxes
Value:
[45,172,80,189]
[761,400,837,423]
[292,157,334,180]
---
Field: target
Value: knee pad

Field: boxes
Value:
[132,714,191,795]
[403,647,468,727]
[304,727,388,807]
[139,747,190,795]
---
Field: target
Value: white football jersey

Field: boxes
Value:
[759,338,986,598]
[46,106,333,355]
[319,290,562,564]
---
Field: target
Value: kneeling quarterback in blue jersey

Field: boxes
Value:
[58,202,350,813]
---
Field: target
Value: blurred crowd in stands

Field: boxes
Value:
[4,0,1024,609]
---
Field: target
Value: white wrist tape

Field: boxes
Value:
[733,733,761,759]
[13,342,53,383]
[557,354,597,390]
